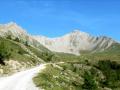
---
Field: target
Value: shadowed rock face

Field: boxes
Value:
[33,30,116,55]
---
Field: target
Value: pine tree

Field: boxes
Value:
[82,71,98,90]
[14,37,20,42]
[0,41,11,65]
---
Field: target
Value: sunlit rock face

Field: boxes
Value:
[33,30,116,55]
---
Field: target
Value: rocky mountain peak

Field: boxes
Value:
[0,22,27,37]
[68,30,90,38]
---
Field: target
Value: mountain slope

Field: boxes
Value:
[0,22,50,52]
[33,30,116,55]
[0,22,53,75]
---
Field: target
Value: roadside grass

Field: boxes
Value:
[33,64,83,90]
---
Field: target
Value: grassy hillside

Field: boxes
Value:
[33,43,120,90]
[81,43,120,63]
[0,38,40,63]
[0,37,52,75]
[33,60,120,90]
[28,46,55,62]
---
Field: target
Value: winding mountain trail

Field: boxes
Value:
[0,64,46,90]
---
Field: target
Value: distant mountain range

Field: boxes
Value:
[0,22,118,55]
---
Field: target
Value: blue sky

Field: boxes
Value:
[0,0,120,41]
